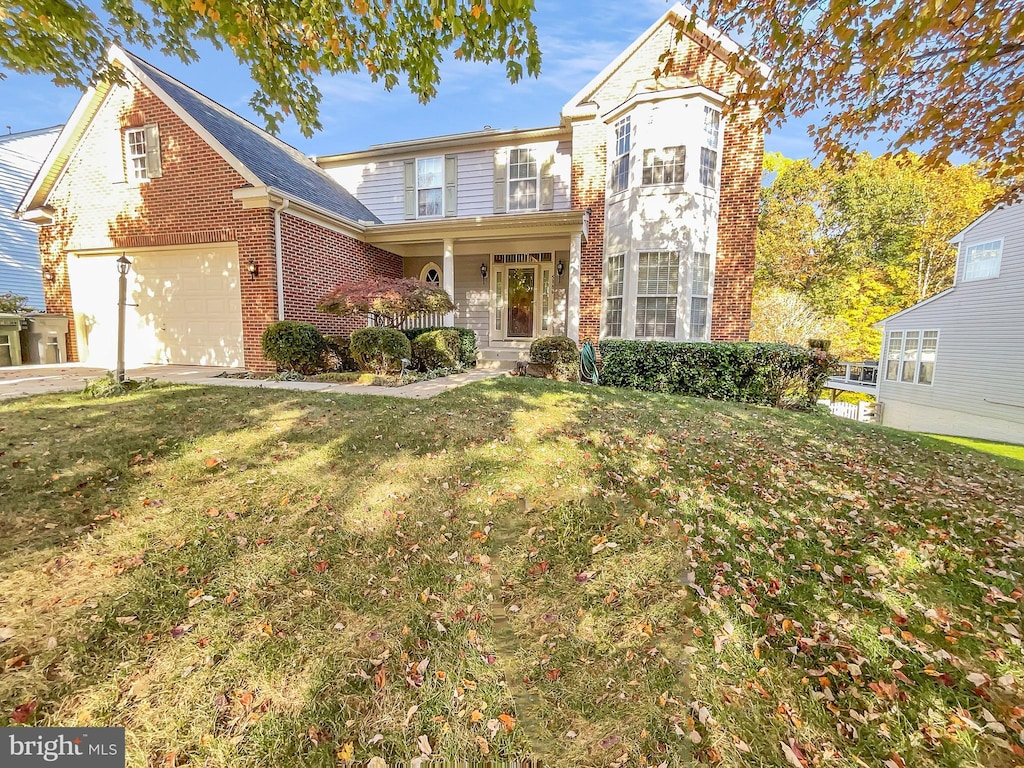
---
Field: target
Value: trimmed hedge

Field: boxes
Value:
[350,327,411,374]
[402,327,477,367]
[599,340,834,408]
[261,321,328,374]
[411,329,462,371]
[530,336,580,382]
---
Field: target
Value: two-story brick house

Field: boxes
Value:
[18,3,766,372]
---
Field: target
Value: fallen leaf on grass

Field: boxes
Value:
[0,627,15,642]
[10,700,37,723]
[475,736,490,755]
[336,741,354,763]
[115,616,138,625]
[781,741,808,768]
[416,734,432,755]
[498,713,515,732]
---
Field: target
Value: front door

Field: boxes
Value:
[506,267,536,338]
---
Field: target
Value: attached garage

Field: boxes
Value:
[67,244,244,368]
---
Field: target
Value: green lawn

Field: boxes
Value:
[1,378,1022,767]
[924,434,1024,470]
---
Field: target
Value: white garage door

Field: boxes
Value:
[68,244,244,368]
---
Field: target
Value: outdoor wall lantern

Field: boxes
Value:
[480,262,488,283]
[556,259,565,283]
[41,267,56,283]
[248,258,259,280]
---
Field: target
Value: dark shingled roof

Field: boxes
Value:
[124,52,381,225]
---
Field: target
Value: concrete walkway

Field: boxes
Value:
[0,363,506,401]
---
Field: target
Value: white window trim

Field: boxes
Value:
[642,146,686,186]
[609,116,631,195]
[124,127,150,183]
[419,262,442,285]
[602,252,626,339]
[962,238,1003,282]
[507,147,540,213]
[884,329,939,386]
[700,106,721,190]
[689,251,712,340]
[416,156,444,219]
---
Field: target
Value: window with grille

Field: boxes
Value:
[508,148,539,211]
[690,251,711,339]
[610,116,631,194]
[417,157,443,217]
[635,251,679,338]
[885,329,938,385]
[643,147,685,185]
[700,107,720,188]
[603,253,625,338]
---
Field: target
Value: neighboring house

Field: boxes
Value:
[875,200,1024,444]
[0,126,61,308]
[17,3,766,372]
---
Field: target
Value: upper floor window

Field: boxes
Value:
[884,330,938,385]
[508,148,539,211]
[643,147,685,185]
[417,157,444,217]
[963,239,1002,281]
[700,106,720,188]
[635,250,679,338]
[124,124,162,182]
[610,116,631,194]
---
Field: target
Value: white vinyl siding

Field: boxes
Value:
[610,116,631,194]
[603,253,625,338]
[635,251,679,338]
[690,251,711,339]
[963,239,1002,282]
[643,146,685,185]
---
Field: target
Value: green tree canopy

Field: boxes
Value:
[0,0,541,136]
[756,152,1000,358]
[676,0,1024,194]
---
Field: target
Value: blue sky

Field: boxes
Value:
[0,0,818,158]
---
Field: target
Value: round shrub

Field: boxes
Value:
[530,336,580,382]
[411,329,462,371]
[324,335,358,372]
[261,321,327,374]
[350,327,411,374]
[403,327,477,367]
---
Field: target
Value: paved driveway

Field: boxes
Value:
[0,364,241,400]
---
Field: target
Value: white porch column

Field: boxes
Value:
[443,238,455,326]
[567,232,582,343]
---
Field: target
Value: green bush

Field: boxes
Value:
[599,340,835,408]
[261,321,327,374]
[411,329,462,371]
[402,327,477,367]
[350,327,411,374]
[324,335,358,372]
[530,336,580,382]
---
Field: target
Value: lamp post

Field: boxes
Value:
[116,255,131,383]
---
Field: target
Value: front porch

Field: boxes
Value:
[365,211,588,365]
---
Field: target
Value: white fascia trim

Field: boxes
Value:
[110,45,263,189]
[562,3,770,121]
[873,287,955,328]
[18,207,55,225]
[232,185,367,239]
[15,83,108,215]
[601,86,726,124]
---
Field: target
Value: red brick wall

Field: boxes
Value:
[36,75,400,372]
[280,212,403,336]
[567,18,764,343]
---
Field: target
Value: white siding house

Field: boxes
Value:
[875,200,1024,444]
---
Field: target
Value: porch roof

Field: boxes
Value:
[364,210,588,251]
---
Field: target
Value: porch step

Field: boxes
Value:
[477,347,530,365]
[475,358,517,371]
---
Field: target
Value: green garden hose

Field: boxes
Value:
[580,340,599,384]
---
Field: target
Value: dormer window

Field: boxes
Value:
[124,124,162,182]
[610,116,631,194]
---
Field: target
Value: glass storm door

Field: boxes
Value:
[507,268,536,338]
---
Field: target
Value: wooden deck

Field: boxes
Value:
[826,361,879,395]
